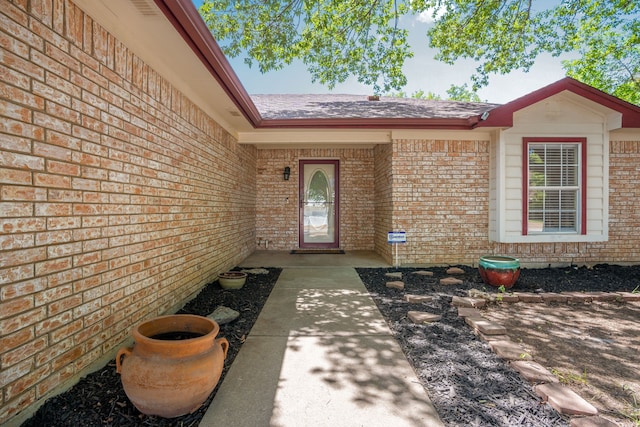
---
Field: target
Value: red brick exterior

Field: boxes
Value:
[2,1,640,424]
[0,1,255,423]
[390,139,491,265]
[255,148,375,250]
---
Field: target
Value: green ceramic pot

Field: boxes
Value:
[478,255,520,289]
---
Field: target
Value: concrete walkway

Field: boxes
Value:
[199,251,444,427]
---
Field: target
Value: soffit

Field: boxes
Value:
[73,0,255,136]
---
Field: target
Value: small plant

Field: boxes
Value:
[551,367,588,385]
[632,285,639,294]
[619,384,640,426]
[498,285,506,293]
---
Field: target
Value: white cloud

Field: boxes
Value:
[415,7,444,24]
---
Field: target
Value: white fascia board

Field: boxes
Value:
[391,130,492,141]
[238,130,392,148]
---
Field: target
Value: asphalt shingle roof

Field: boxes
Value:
[251,94,500,120]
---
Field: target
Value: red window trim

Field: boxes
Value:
[522,137,587,236]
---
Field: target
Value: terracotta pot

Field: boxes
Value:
[478,255,521,289]
[218,271,247,289]
[116,314,229,418]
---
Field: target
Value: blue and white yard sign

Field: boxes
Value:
[388,231,406,267]
[387,231,406,244]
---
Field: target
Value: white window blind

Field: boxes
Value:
[527,143,580,234]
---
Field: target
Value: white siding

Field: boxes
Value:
[490,92,615,243]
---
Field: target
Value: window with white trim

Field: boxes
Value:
[523,138,586,235]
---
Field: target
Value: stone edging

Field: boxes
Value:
[385,271,633,427]
[467,289,640,304]
[452,294,624,427]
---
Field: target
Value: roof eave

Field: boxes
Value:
[154,0,263,127]
[476,77,640,128]
[257,117,481,130]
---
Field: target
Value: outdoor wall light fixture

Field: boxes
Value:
[283,166,291,181]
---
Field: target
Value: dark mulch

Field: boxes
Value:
[22,268,282,427]
[356,264,640,427]
[21,264,640,427]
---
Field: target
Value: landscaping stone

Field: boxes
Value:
[465,316,507,335]
[386,281,405,290]
[540,293,569,303]
[440,277,463,285]
[488,340,532,360]
[456,307,481,317]
[207,306,240,325]
[407,311,441,323]
[467,289,488,298]
[569,415,619,427]
[498,294,520,303]
[477,332,510,342]
[413,270,434,276]
[404,294,433,303]
[511,360,559,384]
[534,383,598,416]
[617,291,640,301]
[516,292,544,303]
[446,267,465,275]
[385,272,403,279]
[586,292,618,302]
[451,296,486,308]
[562,292,594,303]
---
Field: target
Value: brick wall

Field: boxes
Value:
[391,139,491,265]
[373,143,393,259]
[0,1,256,423]
[389,138,640,267]
[256,148,375,250]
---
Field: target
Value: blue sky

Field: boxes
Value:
[192,1,573,104]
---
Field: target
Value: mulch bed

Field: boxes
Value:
[356,264,640,427]
[22,268,282,427]
[21,264,639,426]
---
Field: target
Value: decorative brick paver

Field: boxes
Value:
[535,383,598,416]
[477,332,511,342]
[464,317,506,335]
[451,296,486,308]
[585,292,619,302]
[499,294,520,303]
[515,293,544,303]
[407,311,441,323]
[413,270,434,276]
[489,340,532,360]
[385,272,403,279]
[440,277,464,285]
[510,361,559,384]
[617,292,640,301]
[446,267,465,275]
[562,292,594,303]
[386,281,405,290]
[456,307,481,317]
[569,415,620,427]
[404,294,433,303]
[540,293,569,303]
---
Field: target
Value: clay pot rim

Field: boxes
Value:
[479,255,520,264]
[218,271,247,278]
[133,314,219,346]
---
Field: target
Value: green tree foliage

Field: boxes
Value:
[199,0,640,103]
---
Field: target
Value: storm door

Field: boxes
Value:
[299,160,339,248]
